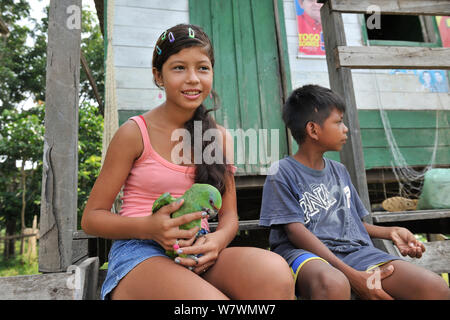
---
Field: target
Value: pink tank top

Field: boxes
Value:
[119,115,235,231]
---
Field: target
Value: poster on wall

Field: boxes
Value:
[436,16,450,48]
[295,0,325,56]
[388,16,449,93]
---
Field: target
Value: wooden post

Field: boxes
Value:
[39,0,81,272]
[320,1,372,217]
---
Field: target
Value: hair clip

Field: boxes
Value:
[156,45,162,55]
[160,31,167,41]
[188,27,195,38]
[168,32,175,42]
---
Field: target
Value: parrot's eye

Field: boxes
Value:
[209,199,214,206]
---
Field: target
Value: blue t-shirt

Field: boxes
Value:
[259,156,401,271]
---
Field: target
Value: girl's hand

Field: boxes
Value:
[390,227,425,258]
[348,265,395,300]
[143,199,204,250]
[173,232,223,275]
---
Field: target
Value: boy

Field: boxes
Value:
[259,85,450,300]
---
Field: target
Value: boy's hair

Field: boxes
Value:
[282,84,346,145]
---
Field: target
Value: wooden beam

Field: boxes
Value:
[372,209,450,223]
[93,0,104,38]
[317,0,450,16]
[80,50,104,115]
[0,17,9,36]
[336,46,450,70]
[39,0,81,273]
[320,1,372,216]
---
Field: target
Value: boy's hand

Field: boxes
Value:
[390,227,425,258]
[349,265,395,300]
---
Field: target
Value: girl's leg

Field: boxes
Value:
[380,260,450,300]
[202,247,295,300]
[296,259,351,300]
[111,256,229,300]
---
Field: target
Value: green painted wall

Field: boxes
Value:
[189,0,290,175]
[310,110,450,169]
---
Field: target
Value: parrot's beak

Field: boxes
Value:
[203,205,218,219]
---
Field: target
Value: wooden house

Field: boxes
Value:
[1,0,448,300]
[106,0,449,202]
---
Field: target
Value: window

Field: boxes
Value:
[362,15,442,47]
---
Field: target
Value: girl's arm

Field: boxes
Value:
[81,120,202,247]
[285,222,394,300]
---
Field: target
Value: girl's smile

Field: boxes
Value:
[181,89,202,100]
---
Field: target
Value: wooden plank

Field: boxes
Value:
[210,219,262,231]
[234,0,261,175]
[362,146,450,169]
[252,0,289,170]
[0,273,77,300]
[0,257,99,300]
[74,218,265,241]
[336,46,450,70]
[39,0,81,273]
[403,240,450,274]
[320,1,372,215]
[372,209,450,223]
[72,238,89,264]
[361,128,450,148]
[318,0,450,16]
[359,110,450,129]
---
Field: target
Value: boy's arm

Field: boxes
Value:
[363,222,425,258]
[285,222,395,300]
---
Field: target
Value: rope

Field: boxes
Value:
[371,68,439,198]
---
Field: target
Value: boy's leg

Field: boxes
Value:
[203,247,295,299]
[379,260,450,300]
[294,254,351,300]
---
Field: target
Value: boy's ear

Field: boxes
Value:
[305,122,319,141]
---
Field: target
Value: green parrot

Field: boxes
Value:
[152,183,222,259]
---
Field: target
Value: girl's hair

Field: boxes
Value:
[152,24,231,195]
[282,84,346,145]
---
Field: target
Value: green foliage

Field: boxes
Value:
[77,102,103,225]
[0,105,44,233]
[80,8,105,107]
[0,233,39,276]
[0,0,104,248]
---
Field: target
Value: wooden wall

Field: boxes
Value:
[112,0,189,116]
[110,0,450,170]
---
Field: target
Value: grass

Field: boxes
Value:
[0,236,40,277]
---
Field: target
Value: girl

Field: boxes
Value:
[81,24,295,300]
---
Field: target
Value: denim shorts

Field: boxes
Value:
[100,239,168,300]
